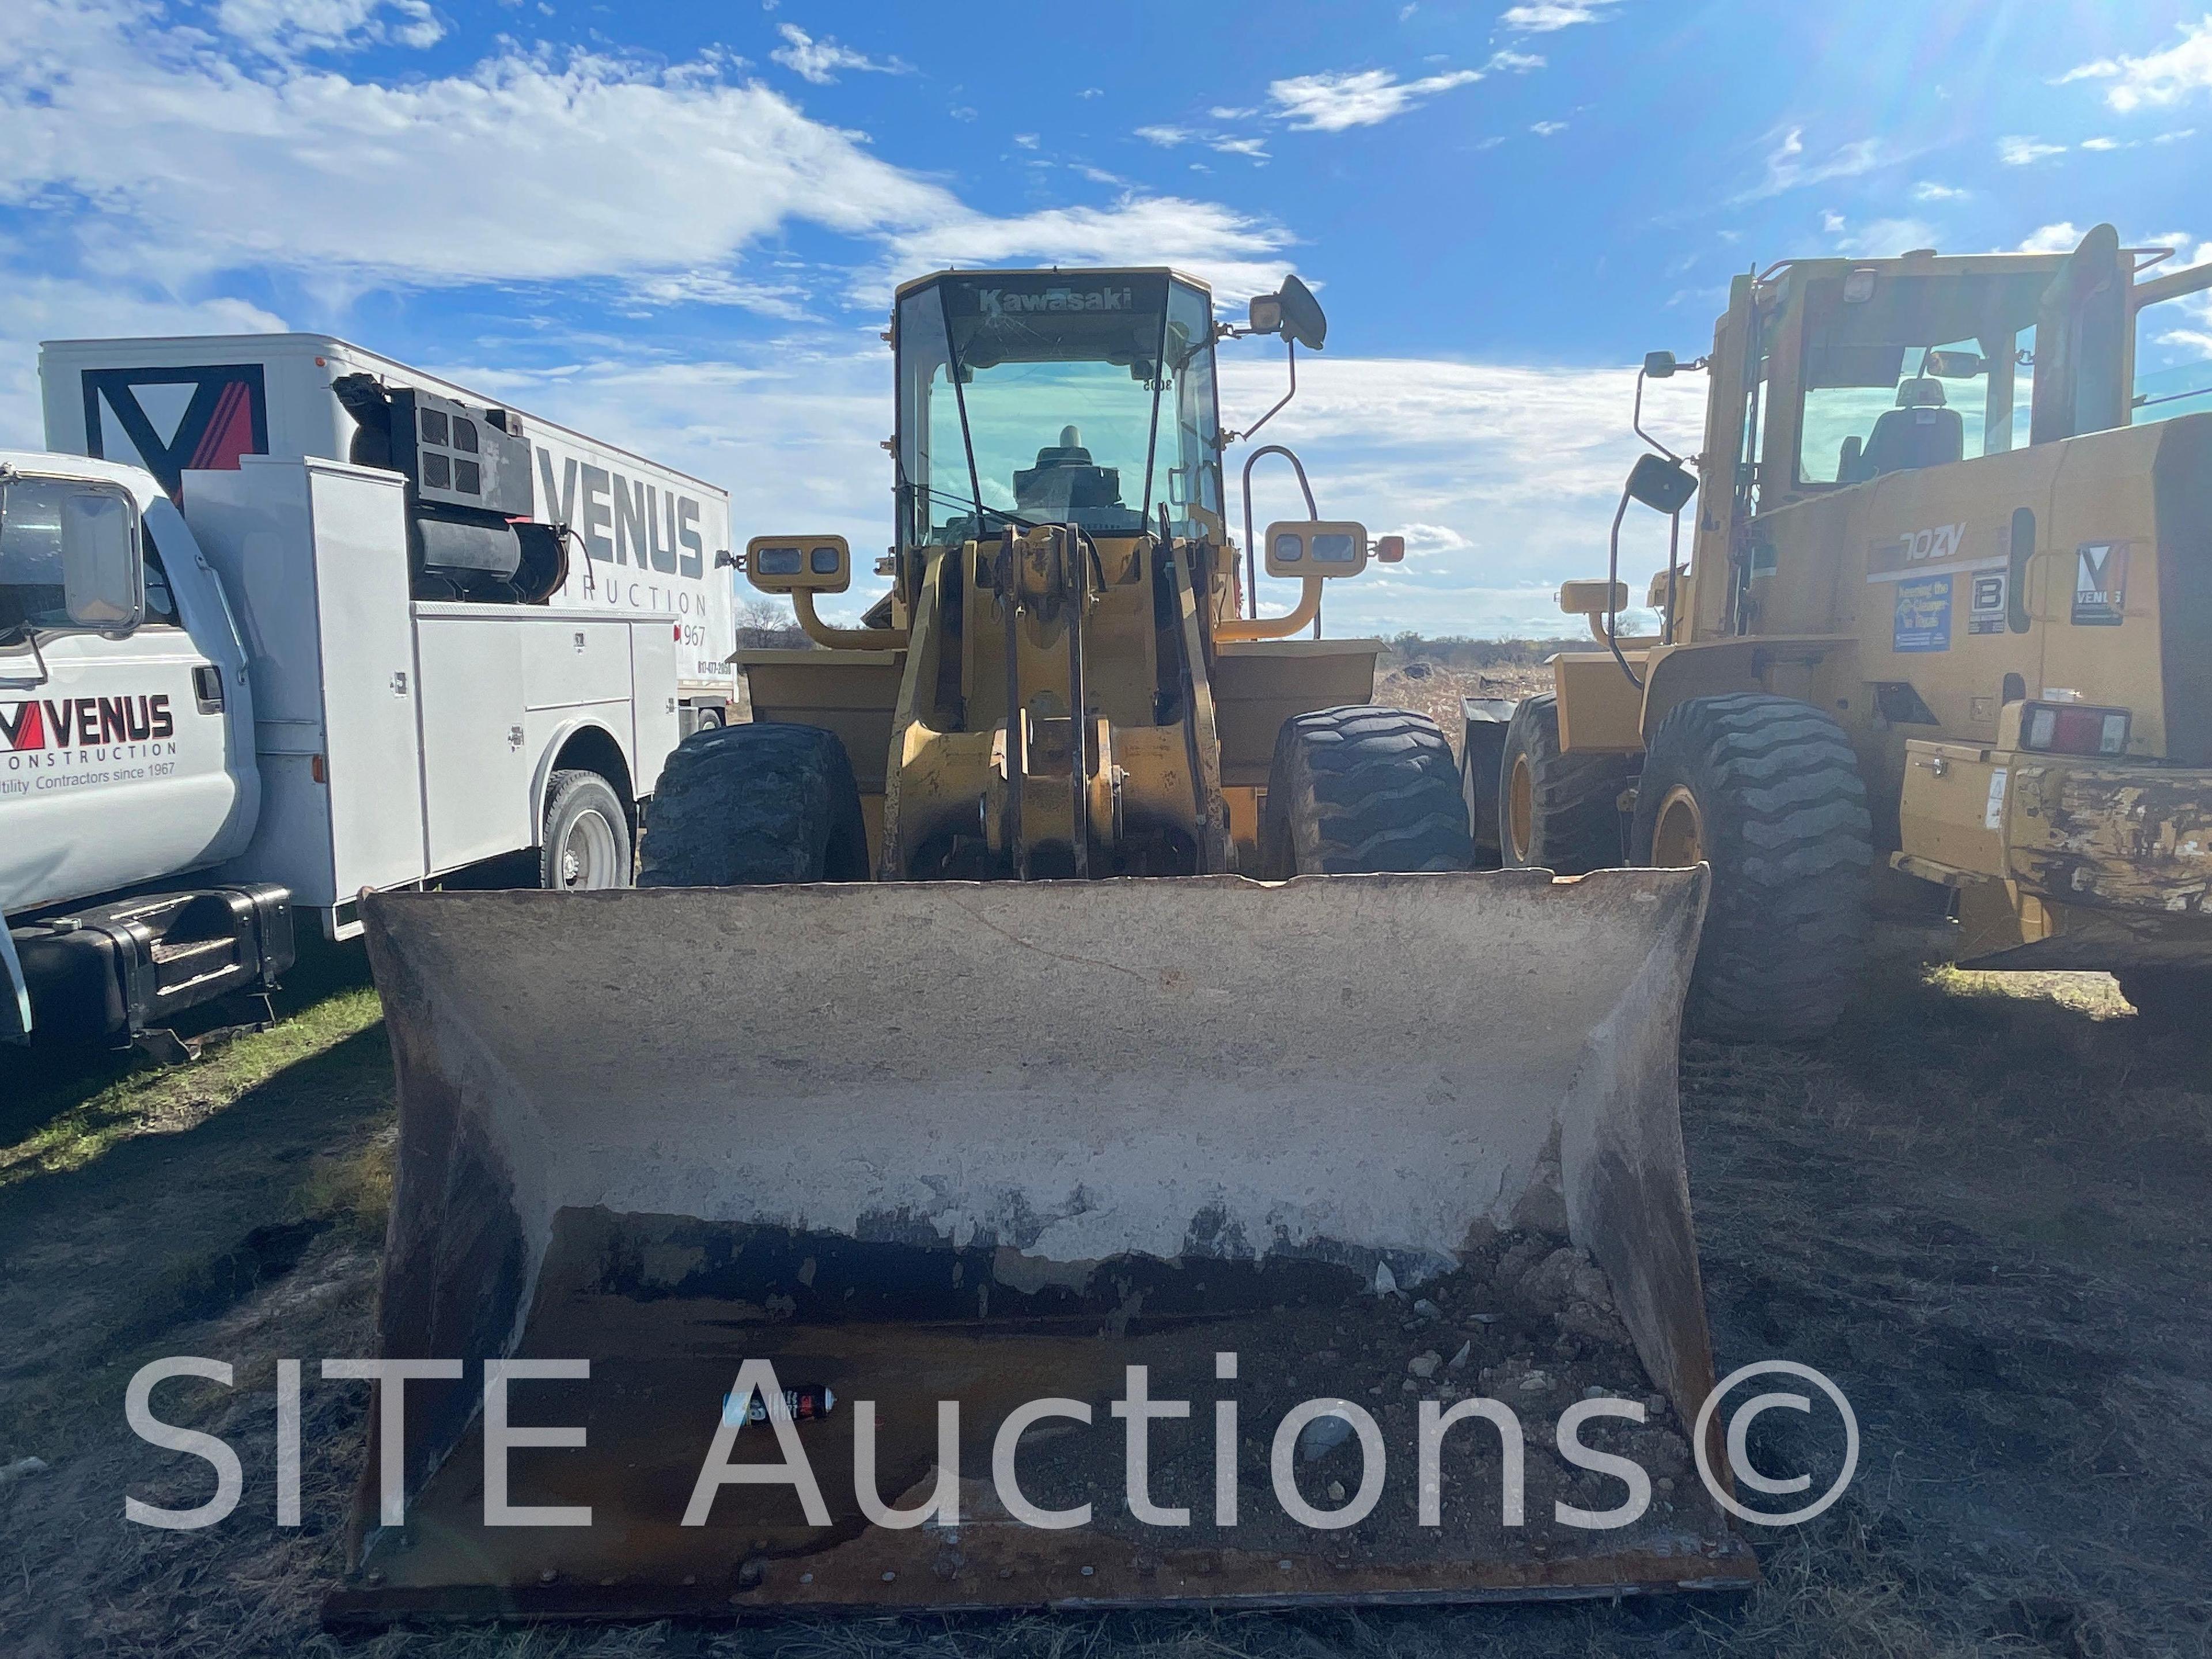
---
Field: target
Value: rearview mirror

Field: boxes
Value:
[1625,453,1698,515]
[1923,349,1987,379]
[745,533,850,594]
[1375,535,1406,564]
[1643,351,1679,379]
[60,488,143,631]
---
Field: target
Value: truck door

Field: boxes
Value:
[2,483,241,912]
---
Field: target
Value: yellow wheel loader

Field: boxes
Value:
[338,268,1751,1622]
[1475,225,2212,1040]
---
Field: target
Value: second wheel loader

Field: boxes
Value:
[336,267,1748,1620]
[1479,225,2212,1040]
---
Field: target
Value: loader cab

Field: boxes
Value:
[892,268,1227,559]
[1677,229,2186,640]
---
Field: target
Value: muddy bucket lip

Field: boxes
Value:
[352,865,1734,1616]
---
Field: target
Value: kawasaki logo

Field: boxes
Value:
[978,287,1133,318]
[1,694,175,752]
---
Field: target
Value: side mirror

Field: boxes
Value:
[1264,520,1367,578]
[61,489,143,631]
[1625,453,1698,515]
[1642,351,1679,379]
[1375,534,1406,564]
[1275,275,1327,351]
[745,533,850,594]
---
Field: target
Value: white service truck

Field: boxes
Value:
[3,347,732,1053]
[39,332,738,729]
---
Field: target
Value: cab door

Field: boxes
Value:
[1,483,241,913]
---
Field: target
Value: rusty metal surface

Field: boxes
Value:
[349,867,1730,1616]
[2008,757,2212,917]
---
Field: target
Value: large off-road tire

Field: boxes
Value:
[638,722,870,886]
[539,770,632,890]
[1631,693,1872,1043]
[1498,692,1638,874]
[1260,706,1474,877]
[2114,969,2212,1028]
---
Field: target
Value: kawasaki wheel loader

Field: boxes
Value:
[1472,225,2212,1040]
[336,268,1750,1622]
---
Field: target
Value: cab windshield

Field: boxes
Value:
[896,272,1223,552]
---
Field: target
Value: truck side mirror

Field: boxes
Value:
[61,489,143,631]
[1643,351,1679,379]
[745,534,850,594]
[1625,453,1698,515]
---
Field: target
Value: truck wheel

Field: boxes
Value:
[1631,693,1872,1043]
[1499,692,1637,874]
[2114,969,2212,1027]
[540,771,632,891]
[638,722,870,886]
[1260,706,1473,877]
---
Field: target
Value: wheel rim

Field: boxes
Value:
[1507,753,1534,862]
[558,808,622,889]
[1650,783,1705,868]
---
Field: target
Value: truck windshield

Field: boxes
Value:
[896,272,1223,551]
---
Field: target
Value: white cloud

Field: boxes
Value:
[1013,134,1040,149]
[2018,222,2084,253]
[2078,135,2135,151]
[1734,127,1884,202]
[1266,67,1484,131]
[2157,127,2198,142]
[1486,50,1546,72]
[1913,180,1970,202]
[1998,135,2067,165]
[1832,217,1938,259]
[1137,122,1270,159]
[0,0,1287,320]
[769,22,908,85]
[880,196,1293,304]
[1499,0,1620,33]
[1209,105,1258,120]
[2060,18,2212,112]
[214,0,444,55]
[1529,120,1566,136]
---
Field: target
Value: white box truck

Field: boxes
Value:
[3,338,725,1054]
[37,332,737,729]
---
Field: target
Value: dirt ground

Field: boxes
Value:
[3,929,2210,1657]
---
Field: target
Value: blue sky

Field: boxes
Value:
[4,0,2209,634]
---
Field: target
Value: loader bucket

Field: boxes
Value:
[332,867,1753,1623]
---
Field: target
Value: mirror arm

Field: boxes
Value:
[792,589,907,652]
[1604,484,1646,691]
[1222,338,1298,447]
[0,628,52,690]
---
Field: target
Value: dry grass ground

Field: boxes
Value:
[2,915,2207,1656]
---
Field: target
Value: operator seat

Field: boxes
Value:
[1013,425,1123,516]
[1849,377,1964,482]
